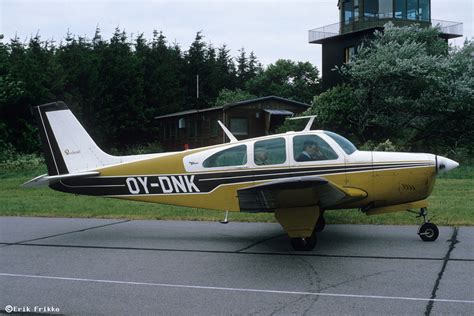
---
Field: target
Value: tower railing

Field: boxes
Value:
[308,18,463,43]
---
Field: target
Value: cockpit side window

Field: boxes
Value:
[324,131,357,155]
[254,137,286,166]
[203,145,247,168]
[293,135,338,162]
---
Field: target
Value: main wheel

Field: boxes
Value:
[418,223,439,242]
[290,235,317,251]
[315,215,326,232]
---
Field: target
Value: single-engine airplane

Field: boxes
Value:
[24,102,459,250]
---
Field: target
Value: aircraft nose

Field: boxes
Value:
[437,156,459,173]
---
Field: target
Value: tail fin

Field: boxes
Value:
[35,101,121,175]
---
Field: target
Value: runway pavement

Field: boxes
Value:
[0,217,473,315]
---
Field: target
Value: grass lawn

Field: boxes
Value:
[1,166,472,226]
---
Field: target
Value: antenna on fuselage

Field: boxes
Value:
[287,115,317,131]
[217,120,238,143]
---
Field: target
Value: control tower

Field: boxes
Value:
[309,0,463,90]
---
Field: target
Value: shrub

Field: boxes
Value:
[0,143,45,171]
[360,139,404,152]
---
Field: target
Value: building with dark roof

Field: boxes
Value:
[155,96,309,151]
[309,0,463,90]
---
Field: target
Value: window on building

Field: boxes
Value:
[394,0,407,19]
[419,0,430,21]
[344,46,355,63]
[378,0,393,18]
[178,118,186,129]
[254,137,286,166]
[364,0,378,18]
[343,0,353,24]
[407,0,418,20]
[353,0,359,21]
[203,145,247,168]
[187,119,199,138]
[230,117,248,136]
[293,135,338,162]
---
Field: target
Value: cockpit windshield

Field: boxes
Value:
[324,131,357,155]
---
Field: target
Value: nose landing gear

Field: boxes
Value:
[415,208,439,242]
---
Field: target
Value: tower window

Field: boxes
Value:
[378,0,393,19]
[344,46,355,63]
[419,0,430,21]
[394,0,407,19]
[343,0,354,24]
[407,0,418,20]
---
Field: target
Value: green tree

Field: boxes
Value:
[0,28,322,155]
[216,45,237,90]
[141,30,186,116]
[246,59,320,104]
[310,24,473,158]
[184,32,209,108]
[4,34,64,152]
[214,88,257,107]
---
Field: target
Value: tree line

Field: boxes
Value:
[0,28,320,154]
[2,24,471,163]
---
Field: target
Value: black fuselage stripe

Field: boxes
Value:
[51,163,434,196]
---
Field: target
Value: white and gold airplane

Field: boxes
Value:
[24,102,459,250]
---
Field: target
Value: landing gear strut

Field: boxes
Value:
[315,214,326,232]
[220,211,229,224]
[415,208,439,242]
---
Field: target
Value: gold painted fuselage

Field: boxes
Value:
[95,149,437,213]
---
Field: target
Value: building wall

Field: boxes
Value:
[321,28,378,90]
[157,100,308,151]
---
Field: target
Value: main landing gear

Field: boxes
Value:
[290,214,325,251]
[314,213,326,233]
[414,208,439,242]
[291,233,317,251]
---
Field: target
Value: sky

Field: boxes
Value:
[0,0,472,70]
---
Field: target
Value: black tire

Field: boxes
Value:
[315,215,326,233]
[290,235,317,251]
[418,223,439,242]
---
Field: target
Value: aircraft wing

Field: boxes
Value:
[22,171,100,188]
[237,176,367,212]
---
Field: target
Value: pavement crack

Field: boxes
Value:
[1,220,130,247]
[266,257,321,316]
[235,233,285,252]
[424,227,459,316]
[319,270,394,292]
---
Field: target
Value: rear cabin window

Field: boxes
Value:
[293,135,338,162]
[254,137,286,166]
[203,145,247,168]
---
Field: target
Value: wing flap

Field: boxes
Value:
[237,176,367,212]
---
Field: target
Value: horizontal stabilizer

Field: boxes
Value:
[22,171,100,188]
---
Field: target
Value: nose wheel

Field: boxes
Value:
[415,208,439,242]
